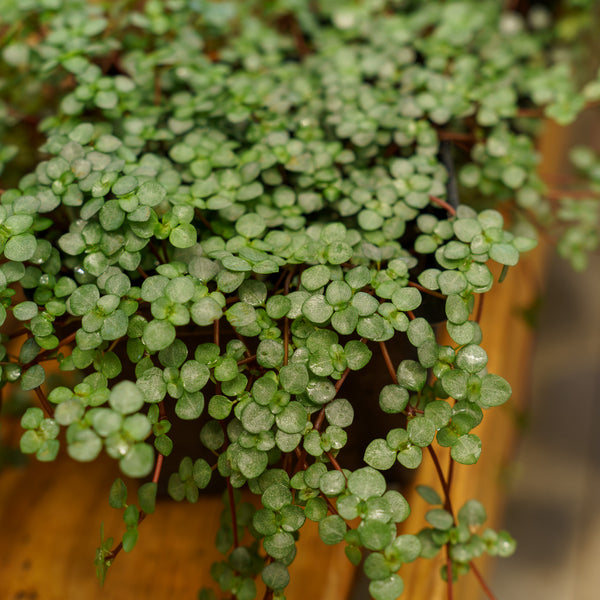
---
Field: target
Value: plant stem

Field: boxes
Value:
[152,453,164,485]
[237,354,257,366]
[408,280,446,299]
[379,341,399,384]
[427,446,455,517]
[470,561,497,600]
[429,194,457,216]
[446,545,454,600]
[34,386,54,418]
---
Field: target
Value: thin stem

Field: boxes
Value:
[334,366,352,393]
[408,280,446,300]
[237,354,257,366]
[34,386,54,418]
[325,450,346,479]
[427,446,455,517]
[475,293,485,324]
[429,194,457,216]
[152,453,164,485]
[470,561,497,600]
[446,451,455,495]
[379,341,399,384]
[136,266,148,279]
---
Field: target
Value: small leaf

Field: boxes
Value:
[109,478,128,509]
[416,485,442,505]
[138,482,157,514]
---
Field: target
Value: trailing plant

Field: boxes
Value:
[1,1,599,599]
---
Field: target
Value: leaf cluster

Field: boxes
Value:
[0,1,598,599]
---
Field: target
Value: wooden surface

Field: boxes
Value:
[0,454,355,600]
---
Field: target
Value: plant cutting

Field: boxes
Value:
[1,1,599,599]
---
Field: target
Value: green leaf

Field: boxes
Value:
[458,499,487,527]
[137,181,166,207]
[451,434,482,465]
[359,519,394,551]
[226,302,257,327]
[364,439,397,470]
[279,364,309,395]
[397,445,422,469]
[379,385,409,414]
[302,295,333,324]
[120,443,154,477]
[438,271,468,295]
[318,514,347,545]
[489,243,519,266]
[396,360,427,391]
[301,265,331,291]
[191,297,223,327]
[21,407,44,429]
[175,391,205,420]
[170,224,197,248]
[237,447,268,479]
[4,233,37,262]
[407,417,436,447]
[455,344,488,374]
[109,478,128,509]
[236,213,266,238]
[275,402,307,434]
[479,373,512,407]
[261,562,290,591]
[426,508,454,530]
[305,497,328,522]
[67,428,102,462]
[324,398,354,428]
[20,430,42,454]
[242,402,275,434]
[347,467,386,500]
[142,320,176,352]
[344,340,372,370]
[369,575,404,600]
[416,485,442,505]
[262,483,293,511]
[21,364,45,391]
[391,287,422,311]
[138,482,158,514]
[319,470,346,496]
[384,490,411,523]
[208,395,233,420]
[109,381,145,414]
[193,459,212,489]
[392,534,422,563]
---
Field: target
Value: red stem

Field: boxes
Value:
[470,561,497,600]
[379,341,398,384]
[429,195,457,216]
[152,453,164,485]
[34,386,54,418]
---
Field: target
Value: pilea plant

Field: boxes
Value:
[1,1,599,599]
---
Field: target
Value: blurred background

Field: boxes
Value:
[489,250,600,600]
